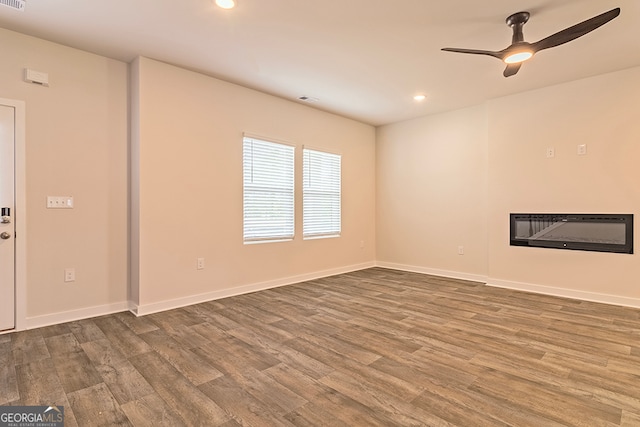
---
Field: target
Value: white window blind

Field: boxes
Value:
[303,148,341,239]
[243,136,295,243]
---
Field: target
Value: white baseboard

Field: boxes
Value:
[24,301,130,330]
[15,261,640,330]
[487,278,640,309]
[376,261,487,283]
[376,262,640,309]
[131,261,377,316]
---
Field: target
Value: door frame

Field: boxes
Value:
[0,98,26,332]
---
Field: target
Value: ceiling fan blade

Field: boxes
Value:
[531,7,620,53]
[503,63,522,77]
[441,47,502,60]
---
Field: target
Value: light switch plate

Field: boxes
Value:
[47,196,74,209]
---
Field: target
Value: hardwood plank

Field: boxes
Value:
[0,341,18,405]
[516,326,632,358]
[119,393,186,427]
[469,351,572,382]
[607,356,640,376]
[39,323,72,338]
[129,351,230,426]
[225,327,334,380]
[14,358,68,406]
[198,375,296,427]
[113,311,159,335]
[51,350,103,394]
[147,308,206,330]
[411,387,514,427]
[81,338,127,367]
[0,363,18,405]
[368,352,478,391]
[191,340,275,379]
[3,267,640,426]
[298,389,393,427]
[95,359,155,405]
[68,319,107,343]
[283,401,352,427]
[411,379,568,427]
[332,324,422,357]
[11,329,50,365]
[227,366,308,416]
[45,332,82,356]
[319,369,454,427]
[138,329,223,386]
[262,363,333,402]
[468,369,622,426]
[67,382,131,426]
[93,316,151,358]
[621,410,640,427]
[286,338,422,402]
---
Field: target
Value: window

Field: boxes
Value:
[303,148,341,239]
[243,136,295,243]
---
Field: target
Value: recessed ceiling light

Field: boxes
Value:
[413,94,426,101]
[215,0,235,9]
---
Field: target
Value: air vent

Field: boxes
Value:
[298,96,319,103]
[0,0,25,11]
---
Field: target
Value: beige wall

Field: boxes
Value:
[487,67,640,299]
[3,25,637,327]
[376,106,488,279]
[0,27,375,326]
[377,66,640,303]
[132,57,376,312]
[0,28,129,323]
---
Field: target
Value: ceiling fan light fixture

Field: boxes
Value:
[215,0,235,9]
[504,50,533,64]
[442,8,621,77]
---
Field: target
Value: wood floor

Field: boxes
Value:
[2,267,640,426]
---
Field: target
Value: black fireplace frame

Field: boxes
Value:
[510,213,634,254]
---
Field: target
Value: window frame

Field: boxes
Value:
[302,146,342,240]
[242,135,295,244]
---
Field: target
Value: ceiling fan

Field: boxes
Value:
[441,7,621,77]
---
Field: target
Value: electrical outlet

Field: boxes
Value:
[545,147,555,158]
[64,268,75,282]
[577,144,587,155]
[458,246,464,255]
[197,258,205,270]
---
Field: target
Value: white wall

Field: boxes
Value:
[131,57,376,314]
[0,28,129,326]
[376,66,640,305]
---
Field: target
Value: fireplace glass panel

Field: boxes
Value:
[510,214,633,254]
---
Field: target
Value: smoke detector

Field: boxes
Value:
[0,0,25,11]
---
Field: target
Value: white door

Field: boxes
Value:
[0,104,15,331]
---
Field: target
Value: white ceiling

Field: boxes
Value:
[1,0,638,125]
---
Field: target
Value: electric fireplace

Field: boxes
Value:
[510,214,633,254]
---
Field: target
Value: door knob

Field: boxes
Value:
[0,232,11,240]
